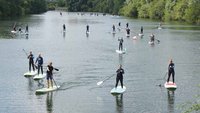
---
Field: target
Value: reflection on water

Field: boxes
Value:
[27,77,34,91]
[118,54,123,66]
[167,90,175,113]
[115,94,124,113]
[86,32,89,37]
[46,92,53,113]
[63,31,66,38]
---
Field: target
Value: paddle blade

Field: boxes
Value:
[54,68,59,71]
[97,81,103,86]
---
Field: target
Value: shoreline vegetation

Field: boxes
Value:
[0,0,199,24]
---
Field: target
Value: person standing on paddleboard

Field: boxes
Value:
[112,24,116,32]
[47,62,54,88]
[115,65,124,88]
[150,33,155,42]
[86,24,89,33]
[118,37,123,51]
[27,51,35,72]
[141,26,143,34]
[25,24,28,33]
[35,53,43,75]
[126,28,130,36]
[63,24,66,31]
[167,59,175,84]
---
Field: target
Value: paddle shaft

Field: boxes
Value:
[52,78,58,89]
[102,74,115,83]
[22,49,38,69]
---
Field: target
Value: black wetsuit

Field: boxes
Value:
[47,65,54,80]
[86,25,89,32]
[126,28,130,35]
[118,22,121,27]
[118,38,123,50]
[141,26,143,34]
[28,54,35,72]
[115,68,124,88]
[167,63,175,83]
[150,35,155,42]
[126,23,129,28]
[63,24,66,31]
[112,25,115,32]
[25,25,28,33]
[35,56,43,75]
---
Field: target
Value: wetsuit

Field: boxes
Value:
[115,68,124,88]
[118,22,121,27]
[63,24,66,31]
[28,54,35,72]
[35,56,43,75]
[118,38,123,50]
[167,62,175,83]
[126,28,130,35]
[86,25,89,33]
[25,25,28,33]
[126,23,129,28]
[141,26,143,34]
[150,35,155,42]
[47,65,54,80]
[112,25,115,32]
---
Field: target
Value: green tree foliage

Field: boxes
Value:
[120,0,200,24]
[0,0,47,18]
[66,0,125,14]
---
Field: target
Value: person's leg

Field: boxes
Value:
[41,65,43,74]
[120,76,123,88]
[167,71,171,82]
[29,62,31,72]
[172,71,175,83]
[115,76,120,88]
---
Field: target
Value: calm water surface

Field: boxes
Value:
[0,11,200,113]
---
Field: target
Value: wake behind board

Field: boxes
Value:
[33,73,46,80]
[24,71,37,77]
[116,49,126,54]
[36,85,60,94]
[111,86,126,94]
[164,81,177,90]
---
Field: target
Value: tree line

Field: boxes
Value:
[0,0,47,18]
[63,0,199,24]
[0,0,199,24]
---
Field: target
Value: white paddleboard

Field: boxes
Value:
[164,81,177,90]
[111,86,126,94]
[86,31,90,34]
[36,85,60,94]
[158,27,162,30]
[148,41,154,45]
[24,71,37,77]
[126,34,130,37]
[33,73,46,80]
[138,33,144,36]
[11,30,17,34]
[116,49,126,54]
[133,36,137,40]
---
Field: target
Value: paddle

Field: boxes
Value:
[22,49,38,69]
[52,78,58,89]
[97,74,115,86]
[155,39,160,43]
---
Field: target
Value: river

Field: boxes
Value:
[0,11,199,113]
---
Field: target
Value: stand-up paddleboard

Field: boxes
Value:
[24,71,37,77]
[148,41,154,45]
[126,34,130,37]
[11,30,17,34]
[164,81,177,90]
[33,73,46,80]
[111,86,126,94]
[133,36,137,40]
[112,31,116,34]
[138,33,144,37]
[36,85,60,94]
[116,49,126,54]
[86,31,90,34]
[158,27,162,30]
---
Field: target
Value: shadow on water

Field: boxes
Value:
[27,77,34,91]
[167,90,175,113]
[46,92,53,113]
[114,94,124,113]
